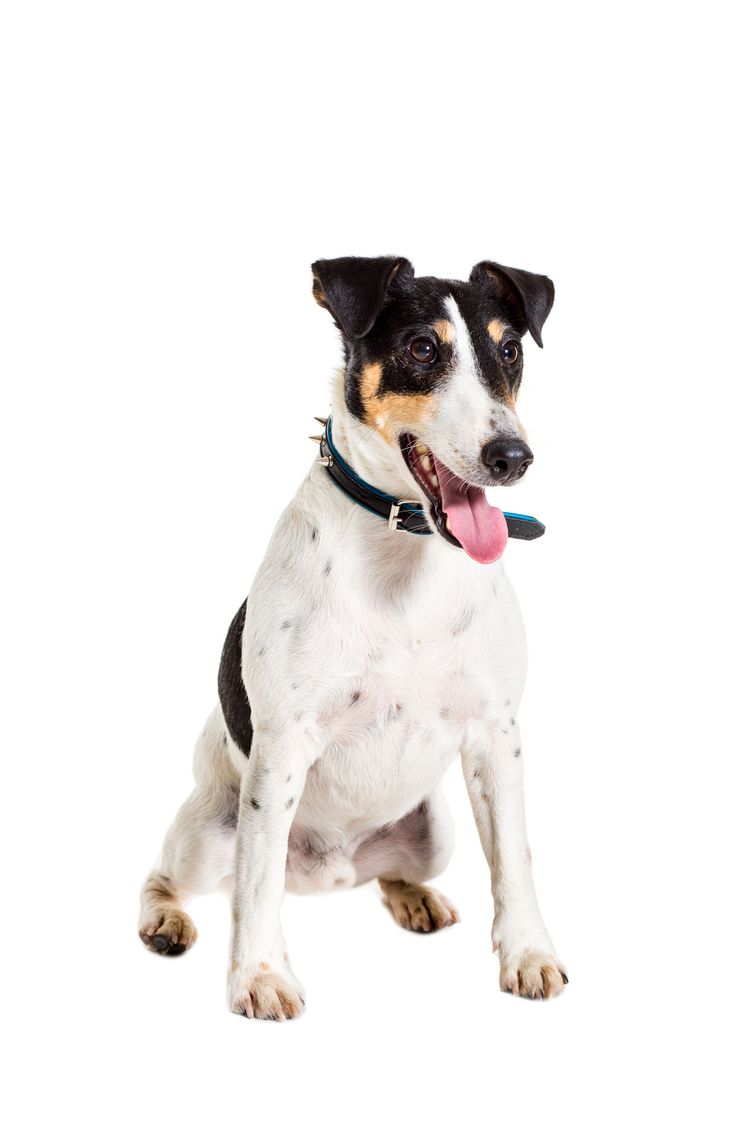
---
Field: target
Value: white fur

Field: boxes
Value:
[139,369,565,1017]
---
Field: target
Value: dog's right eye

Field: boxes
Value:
[409,338,437,363]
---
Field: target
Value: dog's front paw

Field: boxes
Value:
[500,949,568,1000]
[229,960,306,1021]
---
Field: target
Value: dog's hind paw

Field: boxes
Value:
[500,949,568,1000]
[229,961,306,1021]
[380,879,460,933]
[139,909,197,956]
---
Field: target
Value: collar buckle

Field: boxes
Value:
[388,499,418,532]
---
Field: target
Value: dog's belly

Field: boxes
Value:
[283,671,485,893]
[286,721,459,893]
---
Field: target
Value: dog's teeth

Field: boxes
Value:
[415,442,428,455]
[420,455,431,472]
[430,473,439,487]
[445,517,453,532]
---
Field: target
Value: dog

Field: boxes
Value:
[138,255,567,1019]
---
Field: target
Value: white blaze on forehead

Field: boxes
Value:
[443,295,479,380]
[441,294,520,442]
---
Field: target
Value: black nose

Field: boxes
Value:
[481,438,534,483]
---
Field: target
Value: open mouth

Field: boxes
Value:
[399,434,509,564]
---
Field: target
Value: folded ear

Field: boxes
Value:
[311,256,414,340]
[469,261,555,347]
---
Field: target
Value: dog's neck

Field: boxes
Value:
[301,377,440,584]
[325,378,420,503]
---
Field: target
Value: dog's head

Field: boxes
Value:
[312,256,554,564]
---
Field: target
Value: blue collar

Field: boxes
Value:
[313,416,545,541]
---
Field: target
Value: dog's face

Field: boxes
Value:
[312,256,554,563]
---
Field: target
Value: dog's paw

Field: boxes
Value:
[139,909,197,956]
[381,879,460,933]
[229,962,306,1021]
[500,949,568,1000]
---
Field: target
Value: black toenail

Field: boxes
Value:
[561,972,569,984]
[152,934,169,951]
[165,942,186,956]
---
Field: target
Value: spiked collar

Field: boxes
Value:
[311,416,545,542]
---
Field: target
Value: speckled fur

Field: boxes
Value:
[139,261,566,1018]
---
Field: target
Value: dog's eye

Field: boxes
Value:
[501,342,520,365]
[409,338,437,363]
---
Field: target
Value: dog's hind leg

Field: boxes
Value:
[353,788,460,933]
[139,707,240,955]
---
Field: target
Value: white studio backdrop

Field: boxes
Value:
[1,2,748,1123]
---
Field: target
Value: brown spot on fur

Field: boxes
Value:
[379,878,459,931]
[360,361,436,441]
[259,961,270,971]
[231,959,240,972]
[360,360,383,404]
[433,318,455,344]
[487,318,507,344]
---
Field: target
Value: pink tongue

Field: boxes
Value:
[434,458,508,564]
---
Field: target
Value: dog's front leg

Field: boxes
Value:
[461,722,567,1000]
[228,730,315,1020]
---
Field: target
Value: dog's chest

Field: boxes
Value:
[248,507,524,833]
[297,600,495,832]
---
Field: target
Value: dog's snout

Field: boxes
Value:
[481,438,534,483]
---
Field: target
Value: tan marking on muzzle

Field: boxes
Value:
[487,318,507,344]
[433,319,455,344]
[361,361,436,442]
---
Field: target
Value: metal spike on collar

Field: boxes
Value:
[312,416,331,464]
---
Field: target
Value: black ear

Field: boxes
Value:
[311,256,413,340]
[470,261,555,348]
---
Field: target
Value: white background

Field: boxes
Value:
[1,2,748,1122]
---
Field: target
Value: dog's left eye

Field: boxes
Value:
[501,342,520,365]
[409,338,437,363]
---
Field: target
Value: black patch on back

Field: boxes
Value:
[218,599,254,757]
